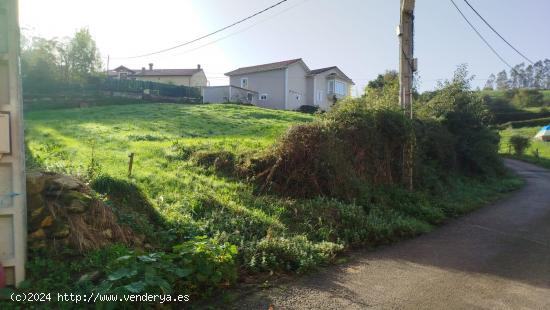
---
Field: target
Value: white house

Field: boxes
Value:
[202,59,354,110]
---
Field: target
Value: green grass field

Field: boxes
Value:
[25,103,316,240]
[500,125,550,169]
[18,102,522,305]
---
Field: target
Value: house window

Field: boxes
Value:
[247,92,253,102]
[317,91,323,103]
[119,72,128,79]
[296,94,301,101]
[328,80,346,96]
[241,78,248,89]
[260,94,268,101]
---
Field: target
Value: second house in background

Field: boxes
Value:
[109,63,208,87]
[225,58,354,110]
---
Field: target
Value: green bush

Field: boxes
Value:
[172,236,238,291]
[511,89,544,107]
[96,251,190,295]
[296,105,321,114]
[243,235,343,273]
[509,135,531,155]
[418,65,503,176]
[96,236,238,297]
[253,102,415,199]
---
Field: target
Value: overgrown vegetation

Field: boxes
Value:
[481,89,550,125]
[6,67,525,307]
[509,135,531,155]
[499,126,550,169]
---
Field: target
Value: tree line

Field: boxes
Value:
[21,28,102,94]
[484,59,550,90]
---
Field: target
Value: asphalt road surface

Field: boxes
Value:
[234,159,550,309]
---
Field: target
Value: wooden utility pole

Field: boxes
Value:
[0,0,27,286]
[398,0,416,191]
[398,0,416,118]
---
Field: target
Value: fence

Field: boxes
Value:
[101,79,201,99]
[23,78,202,100]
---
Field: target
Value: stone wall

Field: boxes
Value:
[26,172,141,253]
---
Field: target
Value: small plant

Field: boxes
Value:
[95,237,237,297]
[509,135,531,155]
[96,251,191,295]
[296,105,320,114]
[86,139,102,180]
[173,236,238,291]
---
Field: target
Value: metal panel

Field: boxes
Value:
[0,0,26,286]
[0,215,14,260]
[0,62,8,104]
[0,4,7,53]
[0,164,13,207]
[0,113,10,153]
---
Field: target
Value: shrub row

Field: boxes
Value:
[498,116,550,129]
[493,110,550,124]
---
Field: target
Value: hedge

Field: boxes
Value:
[498,117,550,129]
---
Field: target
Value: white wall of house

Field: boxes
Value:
[202,86,230,103]
[285,62,309,110]
[133,71,207,87]
[312,68,353,110]
[190,71,208,87]
[202,86,257,104]
[134,75,192,86]
[229,69,286,110]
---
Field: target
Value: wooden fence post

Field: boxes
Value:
[128,153,135,177]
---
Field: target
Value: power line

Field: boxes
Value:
[169,0,310,58]
[111,0,289,60]
[449,0,515,71]
[462,0,534,65]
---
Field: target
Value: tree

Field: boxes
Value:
[484,74,495,90]
[20,36,62,93]
[509,63,524,89]
[544,59,550,89]
[533,61,544,89]
[417,65,501,175]
[524,64,534,88]
[495,70,509,90]
[486,59,550,90]
[363,70,400,109]
[67,28,102,82]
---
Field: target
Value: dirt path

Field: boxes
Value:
[234,159,550,309]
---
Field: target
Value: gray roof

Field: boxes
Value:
[308,66,337,75]
[113,65,135,73]
[225,58,302,76]
[308,66,354,84]
[133,69,202,77]
[225,59,354,85]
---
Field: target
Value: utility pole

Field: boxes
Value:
[0,0,27,286]
[398,0,416,118]
[398,0,416,191]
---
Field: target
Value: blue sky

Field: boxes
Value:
[20,0,550,93]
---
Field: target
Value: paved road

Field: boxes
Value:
[235,159,550,309]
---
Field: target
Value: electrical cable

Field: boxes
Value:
[111,0,290,60]
[462,0,534,65]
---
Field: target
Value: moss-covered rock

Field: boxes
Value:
[26,172,139,253]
